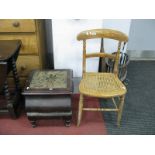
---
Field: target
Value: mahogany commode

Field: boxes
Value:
[22,69,73,127]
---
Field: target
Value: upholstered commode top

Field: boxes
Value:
[29,70,68,89]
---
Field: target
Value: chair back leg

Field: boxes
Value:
[117,95,125,127]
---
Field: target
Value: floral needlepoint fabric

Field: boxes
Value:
[29,71,67,89]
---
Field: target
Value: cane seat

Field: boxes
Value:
[79,72,126,98]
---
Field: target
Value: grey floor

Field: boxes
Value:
[74,61,155,134]
[101,61,155,134]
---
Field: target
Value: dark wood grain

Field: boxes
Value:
[0,40,21,61]
[0,40,22,118]
[0,62,7,90]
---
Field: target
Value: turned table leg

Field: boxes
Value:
[4,80,16,118]
[11,58,20,92]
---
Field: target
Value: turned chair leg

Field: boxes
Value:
[117,95,125,127]
[77,94,84,126]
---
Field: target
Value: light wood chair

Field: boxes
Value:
[77,29,128,127]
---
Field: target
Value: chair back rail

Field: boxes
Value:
[77,29,128,42]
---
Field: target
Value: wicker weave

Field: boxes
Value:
[79,73,126,98]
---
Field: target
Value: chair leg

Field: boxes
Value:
[117,95,125,127]
[77,94,84,126]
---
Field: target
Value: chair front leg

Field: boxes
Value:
[77,94,84,126]
[117,95,125,127]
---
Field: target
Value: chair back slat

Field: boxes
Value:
[86,52,116,59]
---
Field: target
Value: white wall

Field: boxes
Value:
[52,19,131,77]
[102,19,131,53]
[127,19,155,50]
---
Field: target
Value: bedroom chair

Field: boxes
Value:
[77,29,128,127]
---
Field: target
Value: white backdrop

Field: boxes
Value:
[52,19,131,77]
